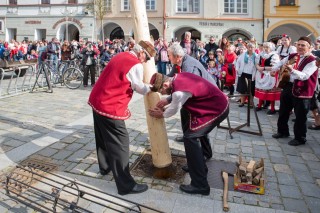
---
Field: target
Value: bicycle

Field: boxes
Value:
[57,58,83,89]
[33,59,83,91]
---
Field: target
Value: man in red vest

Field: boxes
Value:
[271,36,318,146]
[88,40,156,195]
[149,72,229,195]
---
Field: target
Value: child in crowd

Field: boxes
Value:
[207,60,220,86]
[27,49,38,60]
[199,48,208,68]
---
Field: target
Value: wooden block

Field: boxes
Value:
[239,165,246,176]
[255,158,264,170]
[253,167,264,177]
[253,173,262,185]
[246,173,252,184]
[246,160,256,173]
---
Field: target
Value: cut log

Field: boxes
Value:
[253,172,262,185]
[246,160,256,173]
[253,167,264,177]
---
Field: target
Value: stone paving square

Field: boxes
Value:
[0,86,319,212]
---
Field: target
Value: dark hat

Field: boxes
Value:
[138,40,157,58]
[150,73,165,92]
[298,36,312,46]
[109,45,115,49]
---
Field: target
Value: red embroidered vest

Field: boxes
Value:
[289,53,318,98]
[88,52,140,120]
[172,73,229,131]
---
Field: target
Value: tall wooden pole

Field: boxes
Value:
[131,0,172,168]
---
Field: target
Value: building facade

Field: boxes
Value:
[0,0,319,44]
[98,0,264,44]
[264,0,320,43]
[0,0,94,42]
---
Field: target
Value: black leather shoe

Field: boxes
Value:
[118,184,148,195]
[182,165,189,172]
[272,133,289,139]
[288,139,306,146]
[175,136,184,142]
[267,110,276,115]
[256,107,262,111]
[179,184,210,196]
[99,168,111,176]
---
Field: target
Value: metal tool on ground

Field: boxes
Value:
[3,161,164,213]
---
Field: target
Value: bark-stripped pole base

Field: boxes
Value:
[131,0,172,168]
[153,164,175,179]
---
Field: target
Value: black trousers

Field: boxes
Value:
[293,97,310,142]
[93,110,136,194]
[277,83,294,135]
[180,108,212,159]
[83,64,96,86]
[183,108,229,188]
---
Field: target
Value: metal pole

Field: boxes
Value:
[4,14,7,42]
[92,0,96,42]
[66,14,68,41]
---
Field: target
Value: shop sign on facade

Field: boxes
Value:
[25,21,41,24]
[199,22,224,27]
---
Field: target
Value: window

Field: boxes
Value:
[9,0,17,4]
[68,0,77,4]
[177,0,199,13]
[224,0,247,14]
[41,0,50,4]
[106,0,112,11]
[0,21,3,32]
[146,0,156,10]
[122,0,130,11]
[279,0,295,6]
[121,0,156,11]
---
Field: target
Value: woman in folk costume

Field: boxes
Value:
[255,42,281,114]
[223,45,237,96]
[276,34,297,60]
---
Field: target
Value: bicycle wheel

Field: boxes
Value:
[63,68,83,89]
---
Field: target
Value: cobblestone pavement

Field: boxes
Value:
[0,84,319,213]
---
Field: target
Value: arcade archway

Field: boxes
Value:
[174,27,201,42]
[267,23,316,44]
[223,28,252,44]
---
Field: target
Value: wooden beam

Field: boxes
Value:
[131,0,172,168]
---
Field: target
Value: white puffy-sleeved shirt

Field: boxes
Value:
[163,91,192,118]
[126,51,150,95]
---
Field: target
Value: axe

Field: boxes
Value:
[221,171,234,212]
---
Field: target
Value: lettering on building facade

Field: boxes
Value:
[199,22,224,27]
[52,17,84,29]
[25,21,41,24]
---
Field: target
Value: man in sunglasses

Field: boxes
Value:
[88,40,156,195]
[204,36,219,57]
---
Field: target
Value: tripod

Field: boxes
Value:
[30,62,53,93]
[219,79,263,139]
